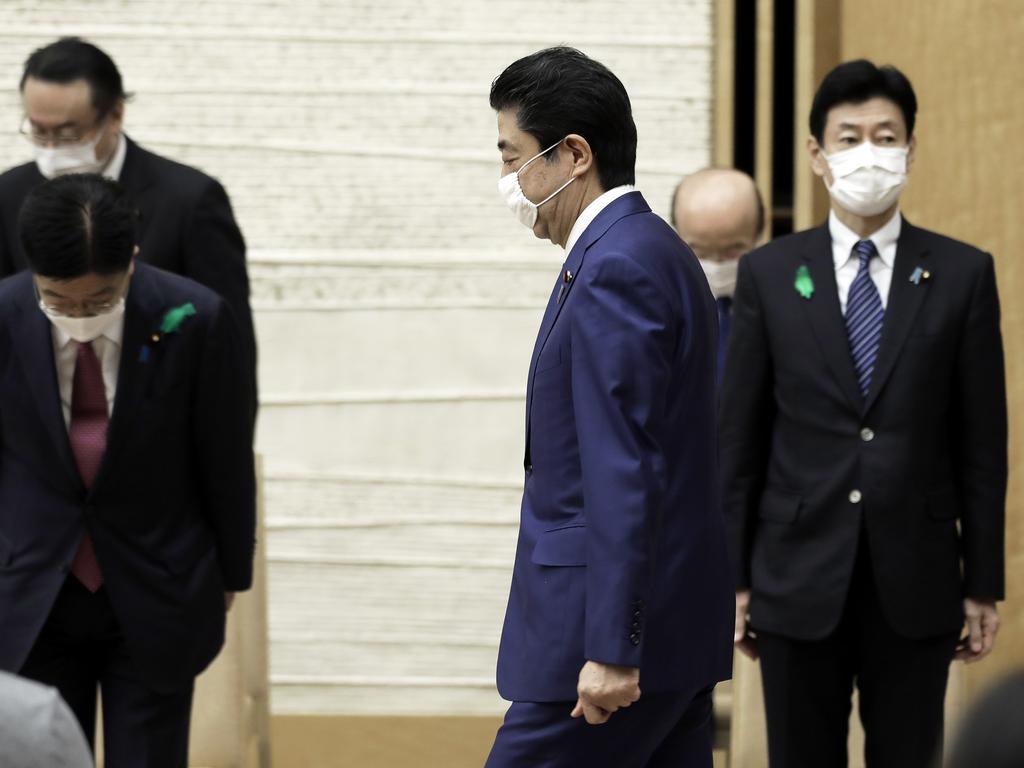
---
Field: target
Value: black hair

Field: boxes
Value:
[669,171,765,239]
[19,174,138,279]
[946,671,1024,768]
[809,59,917,143]
[20,37,128,118]
[489,46,637,190]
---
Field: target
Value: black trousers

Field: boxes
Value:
[755,539,959,768]
[19,577,194,768]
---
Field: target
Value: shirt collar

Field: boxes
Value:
[563,185,636,255]
[829,208,902,270]
[102,132,128,181]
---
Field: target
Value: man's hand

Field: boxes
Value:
[570,661,640,725]
[225,592,236,612]
[734,590,758,660]
[955,598,999,663]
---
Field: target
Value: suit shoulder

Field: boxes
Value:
[136,263,226,316]
[743,228,819,268]
[600,210,689,266]
[129,142,225,197]
[0,161,41,207]
[0,271,32,311]
[908,224,991,263]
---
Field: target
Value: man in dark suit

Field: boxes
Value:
[670,168,764,381]
[485,47,734,768]
[0,37,256,417]
[721,60,1006,767]
[0,174,256,767]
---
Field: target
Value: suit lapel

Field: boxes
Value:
[92,266,162,492]
[799,226,864,413]
[524,192,650,457]
[863,222,930,413]
[523,241,588,457]
[10,279,82,493]
[118,137,159,243]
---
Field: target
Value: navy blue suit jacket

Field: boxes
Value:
[0,263,255,693]
[495,192,734,702]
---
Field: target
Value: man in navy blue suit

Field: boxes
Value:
[0,174,255,767]
[485,47,734,767]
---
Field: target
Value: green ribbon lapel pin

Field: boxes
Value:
[794,264,814,299]
[140,303,197,362]
[160,302,197,334]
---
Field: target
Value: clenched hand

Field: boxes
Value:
[570,661,641,725]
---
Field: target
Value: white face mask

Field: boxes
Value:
[824,141,909,217]
[699,258,739,299]
[33,128,109,180]
[40,298,125,343]
[498,138,576,229]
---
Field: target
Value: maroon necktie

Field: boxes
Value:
[68,341,107,592]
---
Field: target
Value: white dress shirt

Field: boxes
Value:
[563,185,636,255]
[830,208,901,315]
[51,320,124,429]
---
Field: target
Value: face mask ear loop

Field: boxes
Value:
[515,137,567,179]
[535,176,576,208]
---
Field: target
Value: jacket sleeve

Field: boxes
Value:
[570,251,675,667]
[193,298,257,591]
[182,178,258,422]
[952,254,1007,600]
[718,253,776,590]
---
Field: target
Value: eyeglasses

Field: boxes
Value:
[19,115,106,148]
[34,275,129,318]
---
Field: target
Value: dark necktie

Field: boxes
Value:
[68,341,108,592]
[716,296,732,381]
[845,240,885,398]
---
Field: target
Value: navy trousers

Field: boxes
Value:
[486,686,715,768]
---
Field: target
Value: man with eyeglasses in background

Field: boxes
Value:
[0,37,256,418]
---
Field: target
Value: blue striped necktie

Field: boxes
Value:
[846,240,885,398]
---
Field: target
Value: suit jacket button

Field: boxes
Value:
[629,632,641,646]
[860,428,875,442]
[849,489,862,504]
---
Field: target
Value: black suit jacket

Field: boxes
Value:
[0,137,257,416]
[0,264,256,692]
[720,220,1006,641]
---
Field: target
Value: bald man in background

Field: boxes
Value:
[671,169,764,379]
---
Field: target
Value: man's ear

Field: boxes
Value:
[562,134,594,180]
[108,99,126,133]
[906,134,918,173]
[807,135,830,183]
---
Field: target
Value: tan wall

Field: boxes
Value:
[838,0,1024,698]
